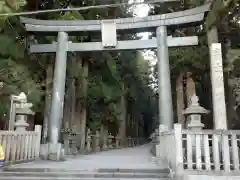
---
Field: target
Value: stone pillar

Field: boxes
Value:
[210,43,227,129]
[94,131,100,152]
[207,27,227,129]
[156,124,168,157]
[115,134,120,148]
[48,31,68,160]
[102,130,108,150]
[86,128,92,153]
[156,26,173,129]
[108,133,114,149]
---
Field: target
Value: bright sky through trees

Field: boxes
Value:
[129,0,157,65]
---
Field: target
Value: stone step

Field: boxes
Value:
[3,167,170,174]
[0,177,172,180]
[0,171,170,178]
[97,168,169,173]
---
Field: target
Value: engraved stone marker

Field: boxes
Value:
[210,43,227,129]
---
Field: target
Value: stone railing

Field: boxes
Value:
[158,123,240,174]
[63,129,145,155]
[0,125,42,165]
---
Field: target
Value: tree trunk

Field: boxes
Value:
[224,38,238,129]
[62,83,71,132]
[136,120,139,137]
[100,124,104,146]
[70,56,77,131]
[176,72,185,127]
[43,62,53,143]
[118,82,127,141]
[70,80,76,130]
[227,78,238,128]
[79,59,89,151]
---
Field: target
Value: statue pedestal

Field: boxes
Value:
[15,115,29,132]
[187,117,204,131]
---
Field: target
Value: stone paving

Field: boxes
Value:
[8,144,165,170]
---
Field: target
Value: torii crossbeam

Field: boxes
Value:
[29,36,198,53]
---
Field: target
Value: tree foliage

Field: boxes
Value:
[0,0,158,136]
[0,0,43,121]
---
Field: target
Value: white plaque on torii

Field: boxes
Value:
[101,20,117,48]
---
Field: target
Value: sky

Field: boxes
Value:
[129,0,157,65]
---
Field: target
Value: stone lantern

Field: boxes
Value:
[183,94,210,157]
[14,92,35,131]
[183,94,209,130]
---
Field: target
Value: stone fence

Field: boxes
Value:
[63,129,145,155]
[0,125,42,165]
[157,123,240,175]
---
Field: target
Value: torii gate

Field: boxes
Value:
[21,3,210,160]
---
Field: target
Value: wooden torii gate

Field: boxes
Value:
[21,3,210,160]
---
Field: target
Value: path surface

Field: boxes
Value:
[8,144,165,170]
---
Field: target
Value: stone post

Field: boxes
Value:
[207,26,227,129]
[108,133,114,149]
[128,136,132,147]
[115,134,120,149]
[86,129,92,153]
[14,92,35,132]
[173,124,184,174]
[156,26,173,129]
[156,124,168,158]
[101,130,108,151]
[35,125,42,159]
[94,131,100,152]
[210,43,227,129]
[100,125,104,146]
[132,137,135,147]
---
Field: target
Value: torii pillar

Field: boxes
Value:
[156,26,173,130]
